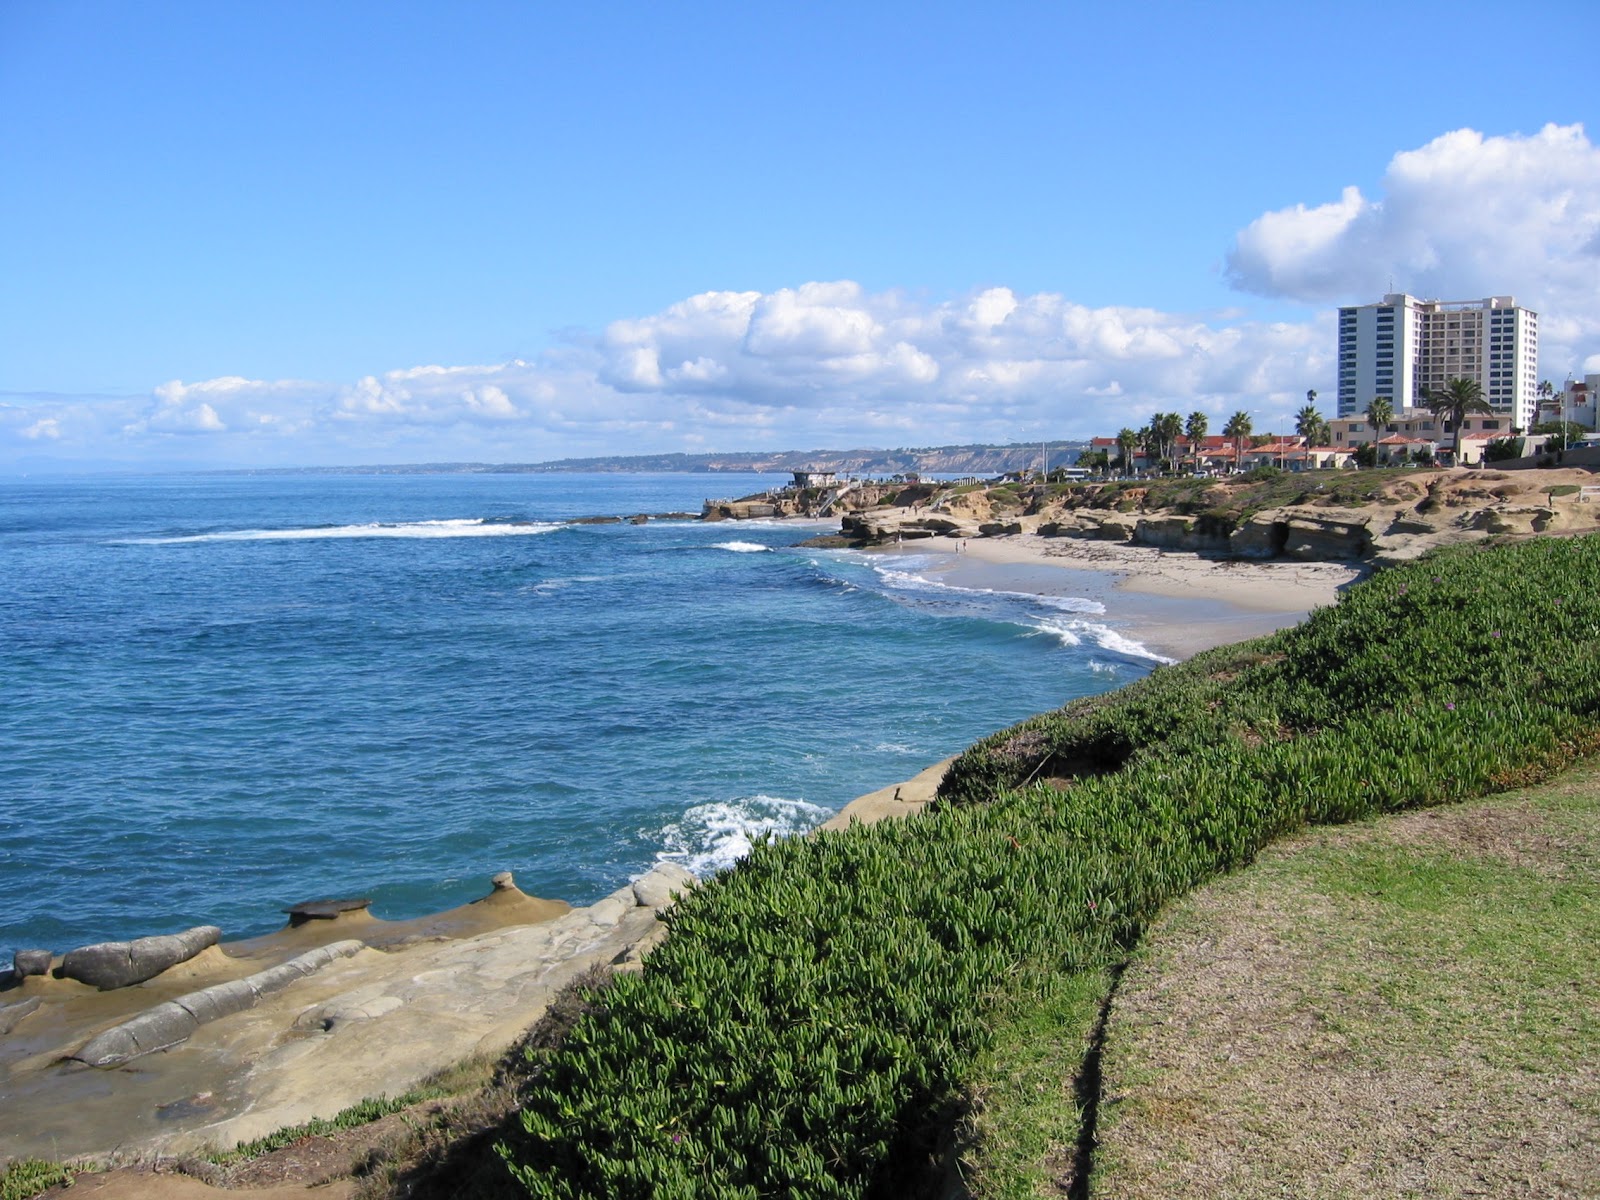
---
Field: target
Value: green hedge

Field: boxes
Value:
[503,536,1600,1199]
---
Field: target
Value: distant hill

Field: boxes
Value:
[239,442,1091,477]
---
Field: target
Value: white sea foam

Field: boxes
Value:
[871,565,1106,614]
[1029,616,1175,664]
[711,541,772,553]
[651,794,834,878]
[874,741,917,754]
[719,517,836,528]
[529,574,607,595]
[123,518,561,545]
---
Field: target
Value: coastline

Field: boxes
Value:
[0,532,1359,1167]
[823,535,1360,828]
[878,532,1363,661]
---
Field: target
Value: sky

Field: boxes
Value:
[3,1,1599,472]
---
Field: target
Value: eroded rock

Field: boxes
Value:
[632,863,696,910]
[72,940,365,1068]
[12,949,53,977]
[0,996,42,1035]
[58,926,222,991]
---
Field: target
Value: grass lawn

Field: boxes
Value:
[1084,757,1600,1199]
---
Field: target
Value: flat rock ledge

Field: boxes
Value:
[2,862,697,1163]
[71,941,366,1068]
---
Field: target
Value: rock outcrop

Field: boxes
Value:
[837,468,1600,568]
[57,925,222,991]
[6,863,700,1164]
[72,941,366,1068]
[11,949,53,977]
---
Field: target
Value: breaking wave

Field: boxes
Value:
[649,795,834,878]
[1028,615,1175,664]
[122,518,561,544]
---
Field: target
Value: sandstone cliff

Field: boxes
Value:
[840,468,1600,566]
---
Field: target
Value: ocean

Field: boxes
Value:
[1,472,1163,956]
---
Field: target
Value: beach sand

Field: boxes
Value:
[892,533,1365,660]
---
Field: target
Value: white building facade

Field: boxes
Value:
[1539,374,1600,430]
[1336,294,1539,429]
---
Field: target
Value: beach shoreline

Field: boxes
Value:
[871,532,1364,661]
[0,532,1361,1167]
[821,534,1361,828]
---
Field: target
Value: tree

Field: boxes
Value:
[1483,437,1522,463]
[1425,377,1492,463]
[1531,420,1586,452]
[1151,411,1183,471]
[1295,399,1329,447]
[1077,448,1111,474]
[1222,410,1252,472]
[1115,428,1139,473]
[1364,396,1394,466]
[1184,411,1208,469]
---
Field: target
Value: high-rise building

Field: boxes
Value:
[1336,294,1539,429]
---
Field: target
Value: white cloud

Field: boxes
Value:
[1,282,1342,468]
[1226,123,1600,371]
[23,417,61,439]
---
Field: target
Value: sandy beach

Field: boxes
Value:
[886,533,1365,660]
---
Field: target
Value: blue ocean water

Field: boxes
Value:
[1,473,1159,955]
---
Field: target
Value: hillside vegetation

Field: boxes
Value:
[499,534,1600,1198]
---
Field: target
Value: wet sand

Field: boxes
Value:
[886,533,1364,660]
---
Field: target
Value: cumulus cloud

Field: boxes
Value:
[592,283,1323,420]
[2,283,1343,469]
[1226,123,1600,368]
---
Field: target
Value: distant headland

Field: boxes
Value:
[209,440,1089,478]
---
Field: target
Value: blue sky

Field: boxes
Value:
[3,1,1598,470]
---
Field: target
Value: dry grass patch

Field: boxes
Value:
[1091,760,1600,1200]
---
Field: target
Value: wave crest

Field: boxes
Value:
[122,518,561,545]
[650,795,833,877]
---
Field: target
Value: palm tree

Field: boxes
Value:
[1537,379,1556,437]
[1295,401,1324,441]
[1222,410,1252,473]
[1425,377,1492,463]
[1115,427,1139,474]
[1364,395,1394,466]
[1151,411,1183,471]
[1184,411,1208,469]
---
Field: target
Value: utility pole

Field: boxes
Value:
[1565,375,1573,452]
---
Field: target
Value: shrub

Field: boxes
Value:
[1483,438,1522,463]
[0,1161,75,1200]
[502,537,1600,1200]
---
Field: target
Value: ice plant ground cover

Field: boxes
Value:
[503,535,1600,1200]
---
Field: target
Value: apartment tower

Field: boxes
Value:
[1336,294,1539,429]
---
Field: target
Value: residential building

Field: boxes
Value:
[1538,374,1600,430]
[1328,407,1516,465]
[1087,433,1350,474]
[1336,294,1539,429]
